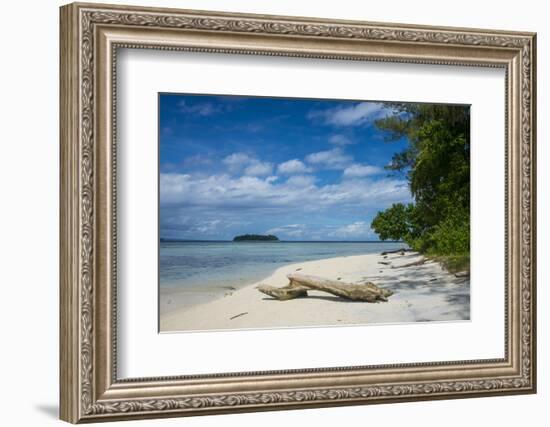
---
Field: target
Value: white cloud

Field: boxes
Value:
[244,161,273,176]
[309,102,388,126]
[183,154,213,167]
[285,175,316,187]
[266,224,307,238]
[195,219,221,234]
[343,164,384,178]
[161,216,223,235]
[329,221,375,239]
[222,153,252,171]
[277,159,312,174]
[161,173,274,207]
[161,214,257,239]
[179,100,222,116]
[305,148,353,169]
[223,153,272,176]
[160,172,410,212]
[160,172,411,239]
[329,134,354,146]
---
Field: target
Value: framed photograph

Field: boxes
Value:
[60,2,537,423]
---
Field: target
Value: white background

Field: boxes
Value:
[0,0,546,426]
[118,50,504,377]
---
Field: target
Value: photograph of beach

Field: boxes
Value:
[159,94,471,332]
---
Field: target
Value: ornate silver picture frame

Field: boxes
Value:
[60,2,536,423]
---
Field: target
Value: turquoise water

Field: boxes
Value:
[160,241,405,291]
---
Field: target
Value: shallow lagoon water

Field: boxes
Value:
[160,241,405,292]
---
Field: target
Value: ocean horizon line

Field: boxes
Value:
[160,239,405,243]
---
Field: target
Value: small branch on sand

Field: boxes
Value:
[229,312,248,320]
[257,273,392,303]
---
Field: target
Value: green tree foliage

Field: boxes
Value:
[371,203,415,241]
[371,103,470,267]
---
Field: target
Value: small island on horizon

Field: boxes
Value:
[233,234,279,242]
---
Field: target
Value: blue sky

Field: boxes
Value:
[159,93,412,241]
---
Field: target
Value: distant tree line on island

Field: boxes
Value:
[371,103,470,272]
[233,234,280,242]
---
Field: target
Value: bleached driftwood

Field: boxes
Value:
[380,248,410,256]
[256,284,309,300]
[257,273,392,303]
[391,257,427,269]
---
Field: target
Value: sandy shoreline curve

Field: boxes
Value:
[160,251,470,332]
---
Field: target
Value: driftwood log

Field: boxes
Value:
[391,257,427,269]
[380,248,410,256]
[257,273,393,303]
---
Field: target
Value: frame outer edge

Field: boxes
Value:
[529,33,537,393]
[68,1,536,37]
[60,2,537,422]
[60,3,81,424]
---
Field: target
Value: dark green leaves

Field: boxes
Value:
[371,103,470,263]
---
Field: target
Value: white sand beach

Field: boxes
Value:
[160,251,470,332]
